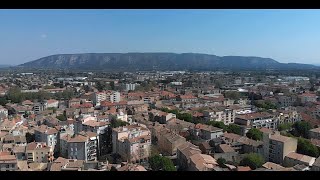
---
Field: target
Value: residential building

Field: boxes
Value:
[235,112,278,130]
[176,141,201,170]
[74,115,109,156]
[156,127,186,156]
[26,142,51,163]
[33,102,48,114]
[112,124,151,163]
[203,106,236,125]
[277,95,296,107]
[188,153,218,171]
[34,125,59,153]
[92,92,107,106]
[277,110,302,124]
[125,83,137,91]
[283,152,316,167]
[46,99,59,108]
[0,155,17,171]
[262,130,297,165]
[309,127,320,140]
[0,106,8,119]
[298,93,317,104]
[192,123,223,141]
[311,157,320,171]
[66,131,98,162]
[109,91,120,103]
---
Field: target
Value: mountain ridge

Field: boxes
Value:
[16,53,318,71]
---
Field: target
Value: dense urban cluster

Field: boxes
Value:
[0,70,320,171]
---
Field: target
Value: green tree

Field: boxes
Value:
[224,91,241,100]
[217,157,227,168]
[149,155,176,171]
[293,121,312,138]
[25,132,35,143]
[226,124,242,135]
[56,114,66,121]
[0,97,8,106]
[110,81,115,90]
[278,123,293,131]
[240,153,265,170]
[161,157,176,171]
[206,121,227,131]
[297,138,320,157]
[246,128,263,141]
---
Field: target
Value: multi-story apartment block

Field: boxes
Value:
[262,130,297,165]
[277,95,296,107]
[112,124,151,163]
[26,142,51,163]
[33,102,48,114]
[92,92,107,106]
[235,112,278,130]
[298,93,317,104]
[109,91,121,103]
[61,131,98,162]
[74,115,109,156]
[34,125,59,153]
[0,106,8,119]
[125,83,137,91]
[203,106,236,125]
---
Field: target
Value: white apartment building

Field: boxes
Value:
[235,112,278,130]
[92,92,107,106]
[74,115,109,156]
[112,124,151,163]
[203,106,236,125]
[109,91,120,103]
[125,83,137,91]
[0,106,8,119]
[34,125,59,153]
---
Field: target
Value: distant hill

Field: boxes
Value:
[16,53,319,71]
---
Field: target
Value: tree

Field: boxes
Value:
[149,155,176,171]
[96,81,106,92]
[110,81,115,90]
[56,114,66,121]
[240,153,265,170]
[292,121,312,138]
[161,157,176,171]
[226,124,242,135]
[278,123,293,131]
[297,138,320,157]
[149,155,163,171]
[246,128,263,141]
[0,97,8,106]
[111,118,129,128]
[206,121,227,131]
[25,132,35,143]
[217,157,227,168]
[224,91,241,100]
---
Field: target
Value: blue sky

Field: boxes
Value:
[1,9,320,65]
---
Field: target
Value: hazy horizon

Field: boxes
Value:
[1,9,320,65]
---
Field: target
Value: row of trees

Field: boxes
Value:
[3,87,76,104]
[206,121,242,135]
[160,108,193,122]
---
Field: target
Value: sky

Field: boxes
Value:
[1,9,320,65]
